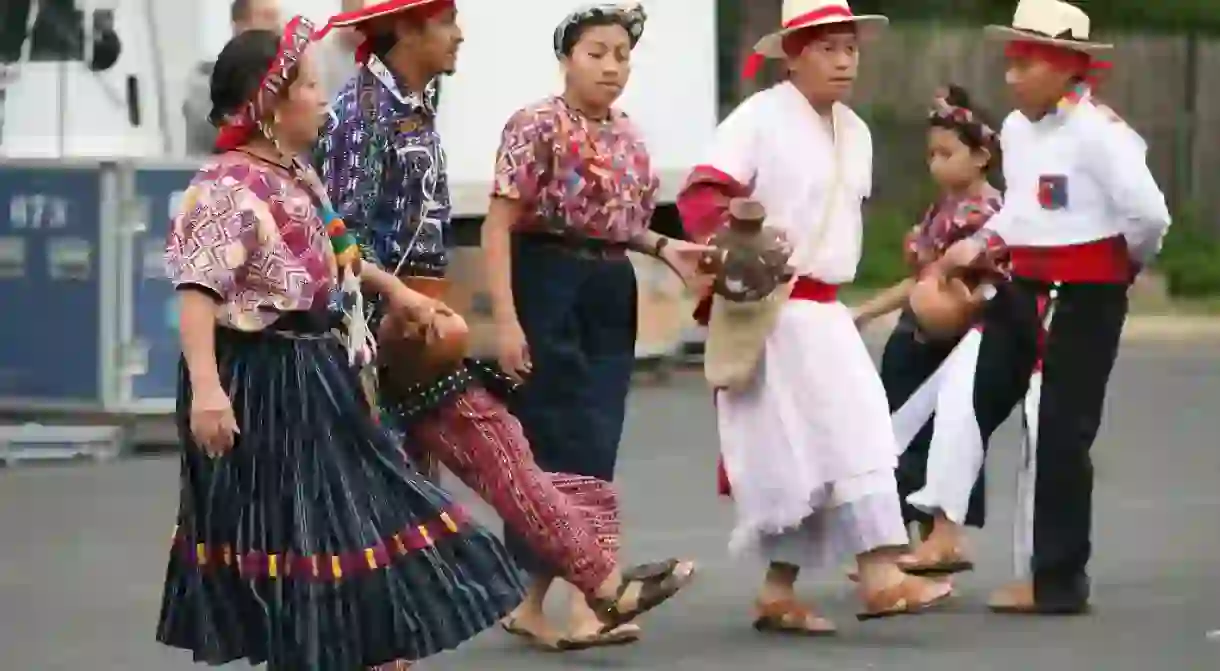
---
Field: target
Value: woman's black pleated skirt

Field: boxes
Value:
[156,318,525,670]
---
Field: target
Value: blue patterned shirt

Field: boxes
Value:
[314,57,450,279]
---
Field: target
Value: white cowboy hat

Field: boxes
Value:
[753,0,888,59]
[984,0,1112,52]
[327,0,452,28]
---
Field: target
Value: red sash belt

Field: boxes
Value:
[790,276,840,302]
[692,276,840,326]
[1009,236,1132,284]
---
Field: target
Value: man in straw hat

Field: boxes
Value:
[678,0,955,631]
[936,0,1171,615]
[314,0,697,652]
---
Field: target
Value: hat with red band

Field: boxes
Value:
[984,0,1112,53]
[326,0,455,63]
[741,0,887,79]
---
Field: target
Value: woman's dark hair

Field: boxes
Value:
[208,29,282,127]
[559,15,631,56]
[929,84,1000,174]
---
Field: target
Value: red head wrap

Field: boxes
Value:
[1003,39,1111,87]
[213,16,329,152]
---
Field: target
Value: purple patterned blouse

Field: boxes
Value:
[492,96,658,242]
[165,152,337,331]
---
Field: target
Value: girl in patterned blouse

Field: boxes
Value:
[852,85,1004,581]
[158,19,526,670]
[481,3,709,649]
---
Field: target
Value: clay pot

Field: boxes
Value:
[697,198,794,302]
[909,273,981,340]
[376,276,469,394]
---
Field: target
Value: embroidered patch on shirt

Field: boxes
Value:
[1037,174,1069,210]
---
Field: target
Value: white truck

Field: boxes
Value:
[1,0,717,203]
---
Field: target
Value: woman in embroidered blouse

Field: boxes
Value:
[157,19,525,670]
[481,4,709,647]
[852,85,1005,582]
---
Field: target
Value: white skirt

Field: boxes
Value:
[717,300,907,566]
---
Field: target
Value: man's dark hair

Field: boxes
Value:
[231,0,251,24]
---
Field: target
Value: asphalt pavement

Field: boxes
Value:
[2,341,1219,670]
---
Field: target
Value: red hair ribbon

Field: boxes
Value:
[741,5,855,79]
[1004,39,1112,87]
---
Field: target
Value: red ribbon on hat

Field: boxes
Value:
[741,5,854,79]
[323,0,455,64]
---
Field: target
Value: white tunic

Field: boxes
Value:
[707,82,905,564]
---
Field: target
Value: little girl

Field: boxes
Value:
[852,85,1004,576]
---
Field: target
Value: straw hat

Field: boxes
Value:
[752,0,887,59]
[984,0,1112,52]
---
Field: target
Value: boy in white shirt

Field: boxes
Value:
[941,0,1170,615]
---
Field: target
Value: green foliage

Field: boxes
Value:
[1156,206,1220,297]
[857,199,924,289]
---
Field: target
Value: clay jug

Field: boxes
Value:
[697,198,794,302]
[376,276,470,395]
[909,247,1009,341]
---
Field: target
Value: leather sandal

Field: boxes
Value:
[752,599,837,636]
[896,543,974,577]
[583,558,696,634]
[857,576,953,621]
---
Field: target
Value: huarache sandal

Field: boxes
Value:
[896,544,974,577]
[500,617,564,652]
[857,576,953,621]
[586,558,696,634]
[557,623,642,650]
[752,599,837,637]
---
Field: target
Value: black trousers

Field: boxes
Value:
[502,235,638,577]
[971,279,1128,605]
[884,315,988,529]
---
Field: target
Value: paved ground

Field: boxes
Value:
[2,341,1219,670]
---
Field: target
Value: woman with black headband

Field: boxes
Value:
[155,17,525,669]
[483,2,709,649]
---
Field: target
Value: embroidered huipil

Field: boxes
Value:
[165,152,336,332]
[492,96,658,240]
[907,184,1004,272]
[316,57,450,278]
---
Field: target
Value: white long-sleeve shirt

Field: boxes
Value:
[985,101,1171,265]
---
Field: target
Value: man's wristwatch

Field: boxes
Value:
[653,236,670,257]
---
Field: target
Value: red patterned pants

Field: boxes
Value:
[411,385,617,595]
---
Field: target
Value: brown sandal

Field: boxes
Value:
[896,544,974,577]
[557,623,642,650]
[752,599,837,636]
[500,617,565,652]
[585,559,696,634]
[857,576,953,621]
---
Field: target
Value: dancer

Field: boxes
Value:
[156,19,523,670]
[853,84,1005,576]
[316,0,697,650]
[936,0,1170,614]
[677,0,953,632]
[482,3,712,647]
